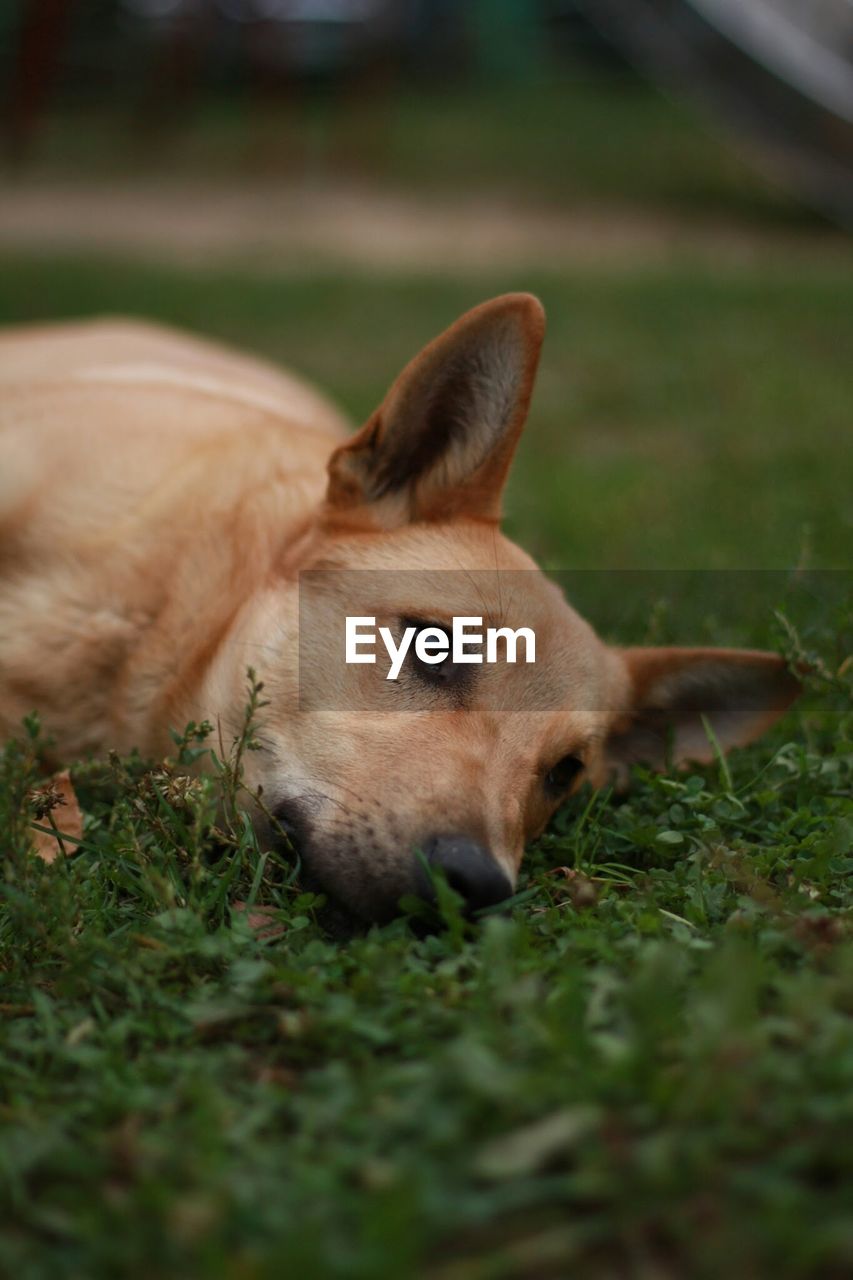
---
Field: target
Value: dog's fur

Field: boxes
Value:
[0,296,799,920]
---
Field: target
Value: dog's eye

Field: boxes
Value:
[544,754,584,794]
[402,617,462,686]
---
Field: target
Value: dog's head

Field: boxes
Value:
[230,295,799,924]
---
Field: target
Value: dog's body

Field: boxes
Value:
[0,317,348,760]
[0,298,799,921]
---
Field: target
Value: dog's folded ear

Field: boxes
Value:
[604,647,801,774]
[325,293,545,526]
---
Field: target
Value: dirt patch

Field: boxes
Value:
[0,179,846,272]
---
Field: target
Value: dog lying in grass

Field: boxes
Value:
[0,296,799,922]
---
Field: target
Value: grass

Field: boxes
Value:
[8,76,810,227]
[1,252,852,1278]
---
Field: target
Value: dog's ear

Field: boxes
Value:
[325,293,545,526]
[604,647,801,772]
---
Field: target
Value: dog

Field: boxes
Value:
[0,295,799,922]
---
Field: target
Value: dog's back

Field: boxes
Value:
[0,318,348,756]
[0,317,349,426]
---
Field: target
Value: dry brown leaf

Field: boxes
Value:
[232,901,286,940]
[29,770,83,863]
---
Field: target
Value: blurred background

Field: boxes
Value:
[1,0,851,574]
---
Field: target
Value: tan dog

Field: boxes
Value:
[0,295,799,921]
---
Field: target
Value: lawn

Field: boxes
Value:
[1,252,851,1278]
[11,76,808,227]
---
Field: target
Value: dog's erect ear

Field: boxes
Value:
[605,647,801,772]
[325,293,545,526]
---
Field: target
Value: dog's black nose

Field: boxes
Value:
[417,835,513,913]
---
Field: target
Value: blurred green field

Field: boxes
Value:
[1,200,852,1277]
[13,77,811,226]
